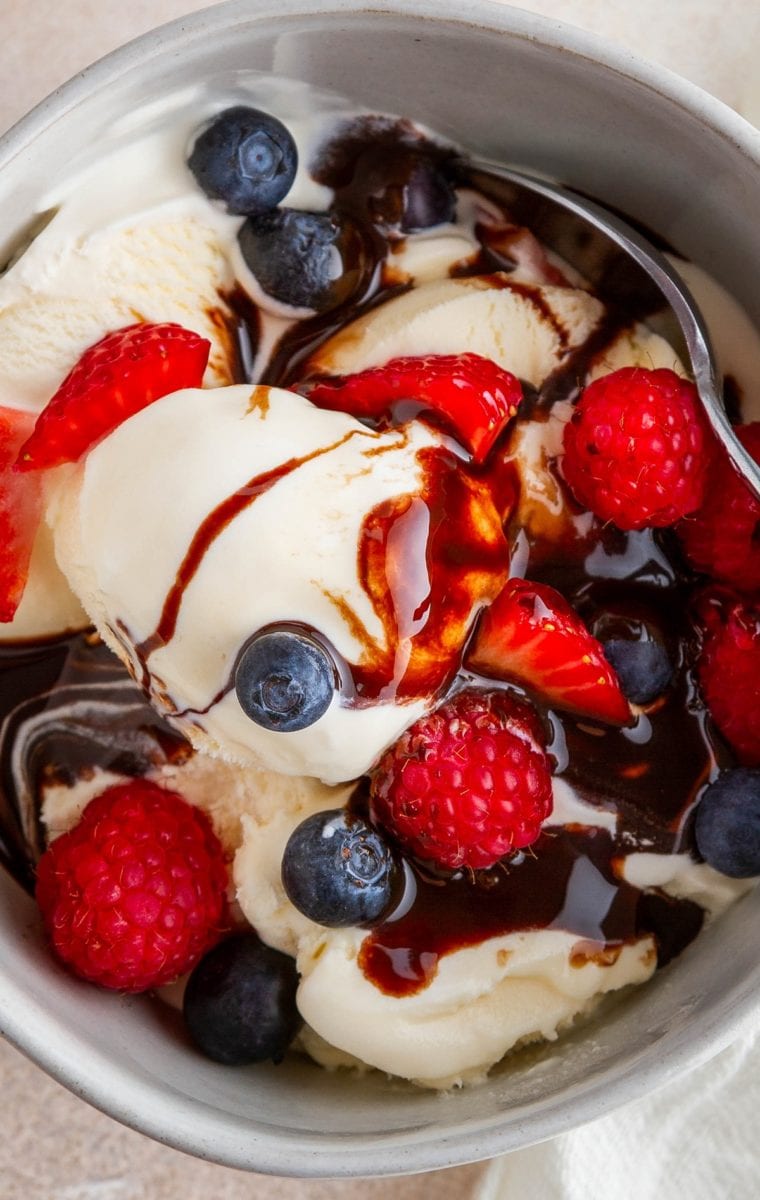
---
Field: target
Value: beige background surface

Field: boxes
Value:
[0,1,757,1197]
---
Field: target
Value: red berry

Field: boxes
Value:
[467,577,630,725]
[697,596,760,767]
[677,422,760,594]
[17,322,210,471]
[306,352,522,463]
[561,367,709,530]
[370,690,553,870]
[0,406,43,621]
[35,780,228,992]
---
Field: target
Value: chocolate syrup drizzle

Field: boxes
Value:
[0,125,733,1003]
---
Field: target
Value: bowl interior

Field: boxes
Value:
[1,0,760,1177]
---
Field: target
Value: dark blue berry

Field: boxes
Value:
[237,208,373,312]
[282,808,401,927]
[188,106,297,215]
[370,152,457,232]
[602,636,673,705]
[323,137,457,231]
[235,628,336,732]
[695,768,760,877]
[183,933,301,1065]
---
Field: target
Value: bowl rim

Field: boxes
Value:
[2,0,760,1178]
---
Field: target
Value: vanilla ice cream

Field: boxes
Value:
[47,383,507,782]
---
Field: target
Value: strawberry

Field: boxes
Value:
[466,577,630,725]
[0,406,44,621]
[17,322,210,471]
[305,352,522,463]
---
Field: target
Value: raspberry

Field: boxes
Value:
[697,596,760,767]
[561,367,709,530]
[370,690,553,870]
[677,422,760,594]
[35,780,228,992]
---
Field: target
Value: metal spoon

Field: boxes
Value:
[467,160,760,500]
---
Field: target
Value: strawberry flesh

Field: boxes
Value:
[467,577,630,725]
[0,407,44,621]
[306,352,522,463]
[17,322,211,471]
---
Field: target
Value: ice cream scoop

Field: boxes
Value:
[48,383,508,782]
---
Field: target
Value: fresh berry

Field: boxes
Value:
[281,809,401,927]
[0,406,43,621]
[183,932,301,1065]
[694,768,760,877]
[352,145,457,231]
[601,634,673,706]
[18,323,210,471]
[677,422,760,593]
[370,689,553,870]
[188,106,298,215]
[235,628,337,732]
[307,353,522,464]
[237,208,373,312]
[466,578,630,725]
[35,781,227,992]
[697,596,760,766]
[561,367,709,530]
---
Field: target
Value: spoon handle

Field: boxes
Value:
[469,160,760,501]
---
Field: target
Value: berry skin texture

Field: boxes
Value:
[183,933,302,1066]
[307,353,522,464]
[17,322,210,471]
[370,690,553,870]
[677,422,760,594]
[188,106,298,215]
[0,405,43,621]
[35,781,228,993]
[697,596,760,767]
[281,808,400,927]
[238,208,373,313]
[694,769,760,877]
[235,627,336,732]
[561,367,709,531]
[466,577,630,725]
[602,636,673,706]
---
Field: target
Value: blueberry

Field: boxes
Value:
[237,208,373,312]
[602,636,673,705]
[235,628,336,732]
[188,106,297,215]
[183,933,301,1065]
[695,769,760,877]
[399,157,457,231]
[282,808,401,927]
[362,149,457,232]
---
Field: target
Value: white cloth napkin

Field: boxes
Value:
[477,1014,760,1199]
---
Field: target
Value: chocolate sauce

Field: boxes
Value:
[0,633,188,891]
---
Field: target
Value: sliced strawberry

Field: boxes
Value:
[0,407,44,621]
[17,323,211,471]
[306,352,522,463]
[466,577,630,725]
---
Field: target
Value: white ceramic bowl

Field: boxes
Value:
[1,0,760,1178]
